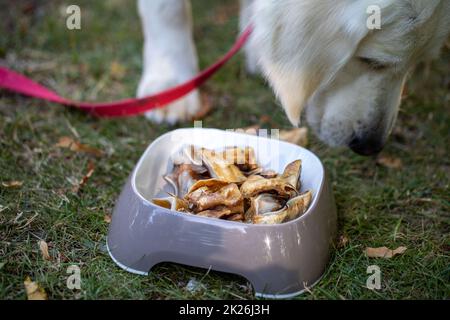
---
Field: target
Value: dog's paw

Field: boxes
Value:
[137,76,202,125]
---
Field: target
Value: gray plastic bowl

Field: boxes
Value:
[107,128,337,298]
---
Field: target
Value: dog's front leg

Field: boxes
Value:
[240,0,259,75]
[137,0,201,124]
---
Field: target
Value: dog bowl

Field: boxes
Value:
[107,128,337,298]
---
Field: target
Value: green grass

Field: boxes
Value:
[1,0,449,300]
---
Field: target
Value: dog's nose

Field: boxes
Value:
[348,135,384,156]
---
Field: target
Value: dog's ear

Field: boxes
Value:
[408,0,442,24]
[407,0,450,59]
[252,0,382,125]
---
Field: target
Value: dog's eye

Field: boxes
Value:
[358,57,389,71]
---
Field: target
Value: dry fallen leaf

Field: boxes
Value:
[401,84,408,98]
[2,180,23,188]
[104,214,112,223]
[24,277,48,300]
[72,161,95,193]
[241,125,260,136]
[110,61,126,80]
[38,240,51,261]
[337,235,349,248]
[211,3,237,26]
[259,114,272,124]
[55,137,103,157]
[365,246,407,258]
[57,252,69,264]
[213,9,229,25]
[279,127,309,147]
[376,155,403,169]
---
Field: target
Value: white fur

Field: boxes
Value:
[252,0,450,148]
[137,0,201,124]
[137,0,259,124]
[138,0,450,151]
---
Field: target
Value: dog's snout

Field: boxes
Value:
[348,134,384,156]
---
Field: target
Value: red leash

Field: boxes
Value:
[0,25,253,117]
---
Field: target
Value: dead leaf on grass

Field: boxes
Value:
[38,240,51,261]
[237,125,260,137]
[259,114,272,124]
[57,252,69,263]
[237,126,309,147]
[55,136,103,157]
[24,277,48,300]
[104,214,112,223]
[72,161,95,193]
[376,155,403,169]
[337,235,349,248]
[110,61,126,80]
[240,125,260,135]
[365,246,407,258]
[401,84,409,98]
[2,181,23,188]
[279,127,309,147]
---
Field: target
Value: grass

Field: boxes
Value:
[0,0,449,300]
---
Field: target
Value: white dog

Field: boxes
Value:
[137,0,449,155]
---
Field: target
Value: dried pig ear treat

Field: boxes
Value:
[251,191,312,225]
[164,164,210,198]
[152,196,189,212]
[199,148,247,183]
[222,146,259,172]
[280,160,302,190]
[185,180,244,214]
[240,175,298,199]
[153,146,312,224]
